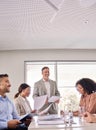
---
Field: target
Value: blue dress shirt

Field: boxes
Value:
[0,95,20,129]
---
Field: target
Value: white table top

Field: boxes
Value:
[28,116,96,130]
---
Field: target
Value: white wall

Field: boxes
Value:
[0,49,96,99]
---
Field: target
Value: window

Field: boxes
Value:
[24,61,96,111]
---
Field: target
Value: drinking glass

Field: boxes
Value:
[63,104,74,126]
[79,106,85,121]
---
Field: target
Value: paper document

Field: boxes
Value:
[38,119,64,125]
[34,95,47,110]
[48,96,60,103]
[38,114,61,121]
[38,104,52,115]
[34,95,60,115]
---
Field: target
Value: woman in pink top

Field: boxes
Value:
[75,78,96,115]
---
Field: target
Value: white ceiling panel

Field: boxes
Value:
[0,0,96,50]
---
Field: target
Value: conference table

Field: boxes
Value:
[28,115,96,130]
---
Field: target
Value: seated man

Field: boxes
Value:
[0,74,31,130]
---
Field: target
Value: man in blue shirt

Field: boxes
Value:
[0,74,31,130]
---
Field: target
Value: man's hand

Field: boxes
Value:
[24,118,32,126]
[31,109,36,113]
[55,99,60,104]
[45,97,48,104]
[8,120,20,129]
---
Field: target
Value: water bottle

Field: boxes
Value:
[68,111,73,126]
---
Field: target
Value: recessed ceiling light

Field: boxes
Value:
[84,20,89,24]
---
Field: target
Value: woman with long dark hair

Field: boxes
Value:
[14,83,35,116]
[75,78,96,115]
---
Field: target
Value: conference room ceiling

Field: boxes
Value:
[0,0,96,50]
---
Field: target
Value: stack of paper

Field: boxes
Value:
[37,114,64,125]
[38,114,61,120]
[38,119,64,125]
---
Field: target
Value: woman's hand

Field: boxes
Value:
[83,112,96,123]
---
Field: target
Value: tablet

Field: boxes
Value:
[20,113,32,122]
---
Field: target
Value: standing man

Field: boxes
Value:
[33,66,60,114]
[0,74,31,130]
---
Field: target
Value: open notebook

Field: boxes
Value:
[20,113,32,122]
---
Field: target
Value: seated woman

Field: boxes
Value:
[74,78,96,116]
[14,83,35,116]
